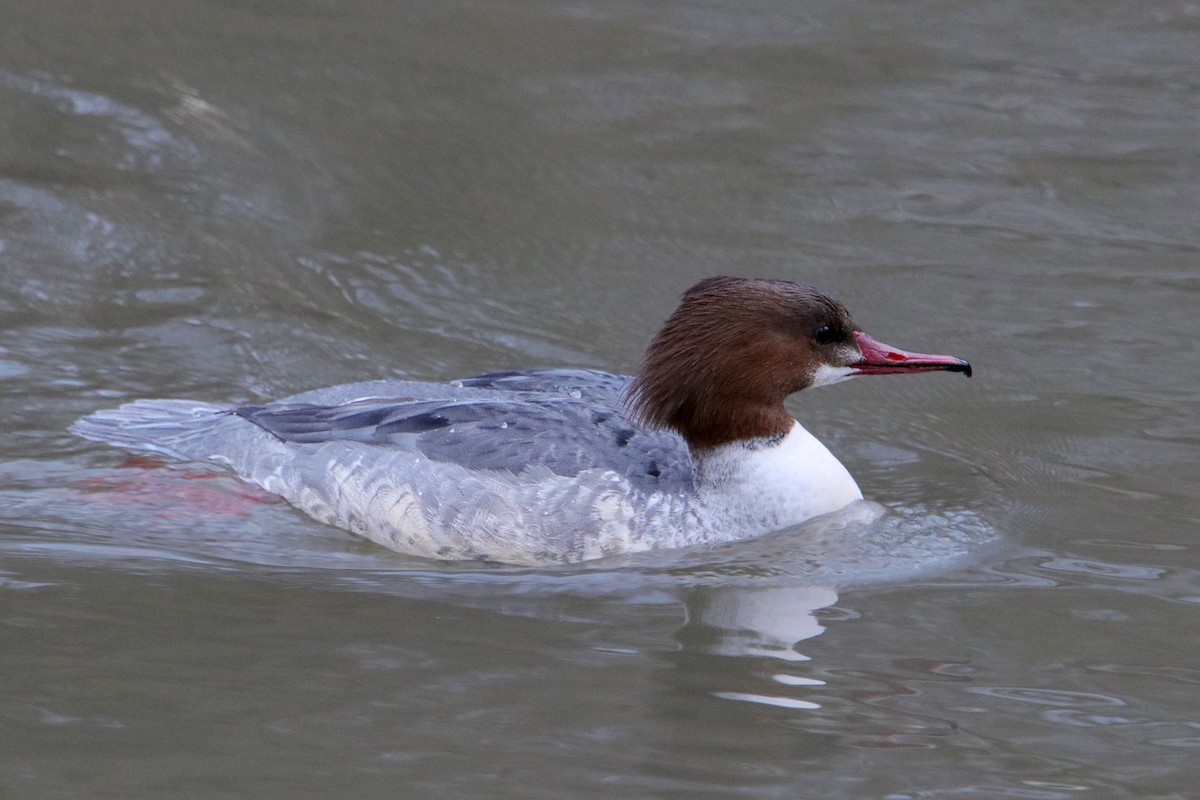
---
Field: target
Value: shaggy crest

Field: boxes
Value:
[625,276,859,450]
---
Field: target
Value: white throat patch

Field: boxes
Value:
[810,363,856,388]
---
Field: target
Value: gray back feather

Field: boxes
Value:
[236,369,693,490]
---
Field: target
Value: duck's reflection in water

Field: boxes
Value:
[684,584,839,710]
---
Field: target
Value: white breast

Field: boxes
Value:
[690,421,863,537]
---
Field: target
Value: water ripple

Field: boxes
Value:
[965,687,1126,707]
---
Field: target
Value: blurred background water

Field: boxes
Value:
[2,1,1199,797]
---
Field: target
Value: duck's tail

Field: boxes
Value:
[70,399,232,462]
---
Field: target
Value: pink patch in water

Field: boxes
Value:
[74,457,283,520]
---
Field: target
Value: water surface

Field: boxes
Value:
[2,1,1199,797]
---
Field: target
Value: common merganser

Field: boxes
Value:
[71,276,971,565]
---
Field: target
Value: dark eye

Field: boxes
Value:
[813,325,840,345]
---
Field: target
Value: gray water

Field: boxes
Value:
[3,1,1199,797]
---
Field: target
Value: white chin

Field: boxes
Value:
[810,363,856,388]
